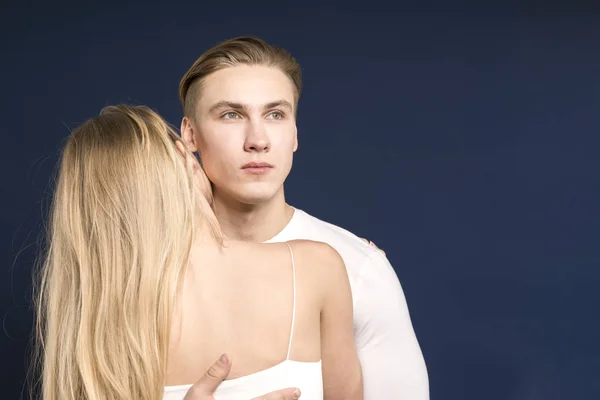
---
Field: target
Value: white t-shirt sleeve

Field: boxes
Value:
[353,250,430,400]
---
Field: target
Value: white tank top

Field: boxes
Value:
[163,242,324,400]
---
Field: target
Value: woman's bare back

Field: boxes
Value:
[165,239,323,385]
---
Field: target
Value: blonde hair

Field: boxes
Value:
[179,36,302,118]
[32,104,222,400]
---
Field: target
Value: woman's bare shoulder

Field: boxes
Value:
[286,239,341,260]
[285,240,347,282]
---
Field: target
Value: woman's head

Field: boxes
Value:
[66,104,214,209]
[34,104,222,400]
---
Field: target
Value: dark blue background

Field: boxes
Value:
[2,2,599,399]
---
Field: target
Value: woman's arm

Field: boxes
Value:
[314,242,363,400]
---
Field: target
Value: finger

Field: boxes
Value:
[362,238,379,249]
[251,387,301,400]
[369,240,382,250]
[184,354,231,399]
[367,240,386,256]
[372,243,386,256]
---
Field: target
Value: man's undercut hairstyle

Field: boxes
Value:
[179,36,302,118]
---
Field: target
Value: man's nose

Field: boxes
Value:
[244,121,270,152]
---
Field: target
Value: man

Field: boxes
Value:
[178,36,429,399]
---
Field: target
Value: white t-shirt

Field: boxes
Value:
[266,207,430,400]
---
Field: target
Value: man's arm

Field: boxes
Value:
[353,249,429,400]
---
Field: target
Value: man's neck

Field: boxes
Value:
[212,189,295,243]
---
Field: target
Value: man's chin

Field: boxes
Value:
[236,192,278,206]
[212,182,282,208]
[212,190,276,208]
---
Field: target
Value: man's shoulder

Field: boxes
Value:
[293,210,407,334]
[293,208,385,269]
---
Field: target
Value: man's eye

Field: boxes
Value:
[222,112,240,119]
[268,111,283,120]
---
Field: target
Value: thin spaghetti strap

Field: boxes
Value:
[284,241,296,361]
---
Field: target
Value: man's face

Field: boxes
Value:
[184,65,298,205]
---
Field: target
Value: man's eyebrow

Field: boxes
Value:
[208,100,294,113]
[208,101,246,113]
[264,100,293,112]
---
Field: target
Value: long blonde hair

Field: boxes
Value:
[32,104,222,399]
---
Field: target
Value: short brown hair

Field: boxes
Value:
[179,36,302,117]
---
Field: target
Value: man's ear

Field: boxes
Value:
[180,116,198,152]
[175,140,201,173]
[293,125,298,152]
[175,140,187,158]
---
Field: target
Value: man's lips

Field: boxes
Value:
[242,162,273,169]
[241,162,273,174]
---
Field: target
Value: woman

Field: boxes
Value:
[33,105,362,400]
